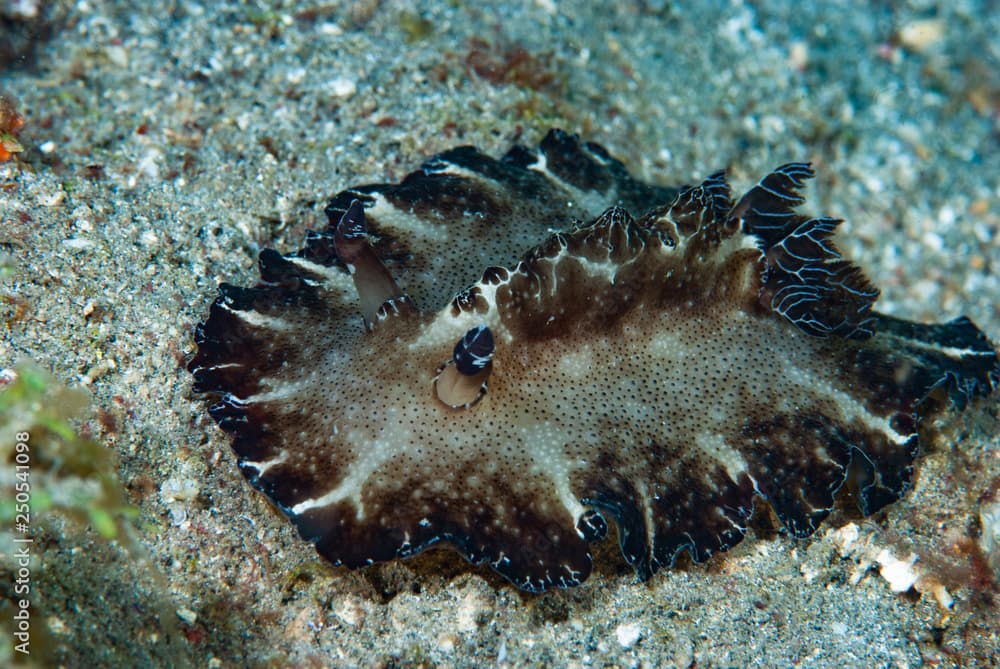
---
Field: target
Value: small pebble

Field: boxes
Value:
[876,549,919,592]
[787,41,808,70]
[47,616,69,635]
[104,45,128,68]
[615,622,642,649]
[333,596,367,627]
[831,523,860,556]
[437,632,459,653]
[898,19,945,53]
[176,607,198,624]
[980,500,1000,574]
[329,77,357,99]
[931,582,954,610]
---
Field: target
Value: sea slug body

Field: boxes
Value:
[189,129,999,592]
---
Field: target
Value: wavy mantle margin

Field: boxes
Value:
[189,130,999,592]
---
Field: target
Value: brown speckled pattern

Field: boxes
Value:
[189,131,999,592]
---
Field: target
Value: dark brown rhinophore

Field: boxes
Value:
[189,129,999,592]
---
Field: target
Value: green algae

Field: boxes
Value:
[0,360,136,541]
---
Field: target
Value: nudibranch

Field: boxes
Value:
[189,129,999,592]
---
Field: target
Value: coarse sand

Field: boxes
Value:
[1,1,998,667]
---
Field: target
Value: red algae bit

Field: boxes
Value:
[0,92,25,162]
[463,36,565,93]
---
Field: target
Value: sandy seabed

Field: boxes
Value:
[1,1,999,667]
